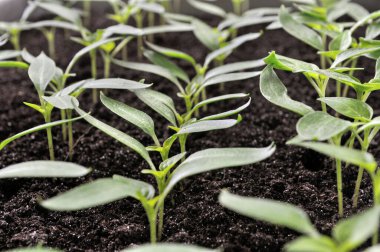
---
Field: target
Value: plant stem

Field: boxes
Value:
[179,135,187,161]
[141,198,157,244]
[135,12,144,60]
[353,167,364,208]
[232,0,242,16]
[10,30,21,61]
[67,109,74,161]
[148,12,155,42]
[45,28,56,60]
[44,111,55,161]
[84,1,91,26]
[336,157,343,217]
[103,54,111,79]
[90,49,98,103]
[60,109,67,141]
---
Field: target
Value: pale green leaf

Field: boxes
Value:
[319,97,373,121]
[28,52,56,93]
[188,0,226,18]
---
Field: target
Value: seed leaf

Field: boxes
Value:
[144,50,190,83]
[203,71,261,87]
[219,191,319,236]
[82,78,152,90]
[7,248,61,252]
[329,31,352,51]
[192,19,220,51]
[0,161,90,179]
[0,50,21,61]
[121,243,219,252]
[296,111,352,141]
[319,97,373,121]
[74,105,155,170]
[146,41,196,67]
[43,95,80,110]
[177,118,240,134]
[331,47,380,68]
[279,6,323,50]
[260,66,314,116]
[358,116,380,133]
[285,236,337,252]
[366,21,380,40]
[333,206,380,251]
[112,59,182,92]
[0,116,85,150]
[142,24,193,36]
[204,33,261,67]
[40,177,154,211]
[26,20,80,31]
[188,0,226,18]
[201,99,250,120]
[192,93,249,112]
[28,52,56,93]
[35,1,82,23]
[0,61,29,69]
[100,92,157,141]
[205,59,265,80]
[134,89,178,126]
[287,140,377,173]
[264,52,319,72]
[162,145,275,200]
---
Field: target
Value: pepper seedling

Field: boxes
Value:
[40,104,275,243]
[112,35,262,115]
[220,190,380,252]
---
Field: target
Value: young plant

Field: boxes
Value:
[112,35,262,114]
[260,52,380,217]
[39,99,275,243]
[219,190,380,252]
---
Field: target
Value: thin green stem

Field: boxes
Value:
[60,109,67,141]
[67,109,74,161]
[44,111,55,161]
[353,167,364,208]
[333,136,343,217]
[135,12,144,60]
[84,1,91,26]
[103,54,111,79]
[90,49,98,103]
[10,30,21,61]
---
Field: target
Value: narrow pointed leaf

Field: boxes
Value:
[288,140,377,173]
[285,236,337,252]
[264,52,319,72]
[74,105,155,170]
[0,50,21,61]
[146,41,196,66]
[0,116,85,150]
[40,178,154,211]
[35,2,82,23]
[100,92,157,140]
[162,145,275,199]
[142,24,193,35]
[43,95,80,110]
[0,161,90,179]
[188,0,226,18]
[205,33,261,67]
[192,93,249,112]
[82,78,152,90]
[331,47,380,68]
[177,118,239,134]
[203,71,261,87]
[279,6,323,50]
[192,19,220,51]
[0,61,29,69]
[205,59,264,80]
[260,66,314,116]
[201,99,251,120]
[134,89,178,126]
[219,191,318,236]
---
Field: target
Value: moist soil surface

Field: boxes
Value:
[0,14,379,252]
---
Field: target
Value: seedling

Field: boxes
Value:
[40,104,275,243]
[220,190,380,252]
[112,35,262,115]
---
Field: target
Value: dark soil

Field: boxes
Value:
[0,14,379,252]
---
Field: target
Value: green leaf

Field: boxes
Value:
[205,59,264,80]
[260,66,314,116]
[43,95,80,110]
[7,248,61,252]
[287,140,377,173]
[100,92,158,141]
[134,89,178,126]
[363,245,380,252]
[333,206,380,251]
[319,97,373,121]
[296,111,352,141]
[358,116,380,133]
[103,24,142,38]
[279,6,323,50]
[112,59,183,92]
[74,105,155,170]
[192,93,249,113]
[285,236,337,252]
[28,52,56,93]
[121,243,219,252]
[146,41,196,67]
[219,191,318,236]
[35,2,82,23]
[329,30,352,51]
[366,20,380,40]
[264,51,319,72]
[82,78,152,90]
[374,57,380,80]
[40,177,154,211]
[0,116,85,150]
[142,24,193,36]
[0,161,90,179]
[27,20,80,32]
[203,71,261,87]
[144,50,190,84]
[204,33,261,67]
[192,19,220,51]
[177,118,240,134]
[201,99,250,120]
[162,145,275,200]
[187,0,226,18]
[0,50,21,60]
[331,47,380,68]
